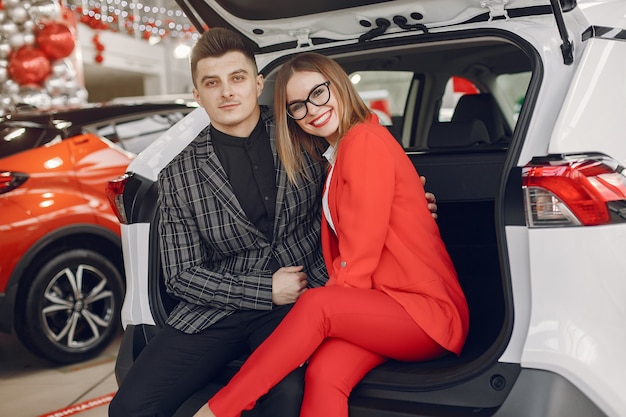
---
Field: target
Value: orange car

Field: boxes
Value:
[0,101,194,363]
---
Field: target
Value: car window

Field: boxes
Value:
[495,72,531,122]
[433,73,531,146]
[0,125,60,159]
[349,70,415,144]
[440,73,530,128]
[96,112,187,154]
[439,77,480,122]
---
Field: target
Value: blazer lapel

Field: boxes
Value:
[270,127,289,239]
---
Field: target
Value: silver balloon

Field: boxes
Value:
[51,58,76,79]
[0,43,11,59]
[73,88,89,104]
[22,20,37,34]
[8,32,26,49]
[61,83,87,103]
[18,86,53,109]
[23,32,36,46]
[63,79,79,93]
[0,96,14,116]
[0,22,18,37]
[0,59,7,84]
[0,10,6,24]
[50,95,67,107]
[3,0,23,9]
[0,94,12,109]
[4,79,20,96]
[29,0,61,24]
[44,74,67,95]
[67,96,83,106]
[7,5,29,25]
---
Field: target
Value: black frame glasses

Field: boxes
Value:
[286,81,331,120]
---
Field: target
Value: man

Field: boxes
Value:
[109,27,436,417]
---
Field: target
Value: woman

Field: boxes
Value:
[193,52,469,417]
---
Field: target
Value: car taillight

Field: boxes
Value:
[0,171,29,195]
[522,156,626,227]
[106,173,131,224]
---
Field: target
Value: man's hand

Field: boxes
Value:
[272,266,308,305]
[421,175,438,220]
[192,404,216,417]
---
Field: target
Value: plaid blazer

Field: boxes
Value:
[158,106,328,333]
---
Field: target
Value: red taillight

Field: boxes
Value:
[522,157,626,227]
[106,173,131,224]
[0,171,29,195]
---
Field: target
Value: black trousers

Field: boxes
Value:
[108,305,304,417]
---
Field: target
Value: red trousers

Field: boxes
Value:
[209,286,446,417]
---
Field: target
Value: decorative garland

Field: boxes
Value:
[67,0,199,62]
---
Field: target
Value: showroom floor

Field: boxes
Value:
[0,332,119,417]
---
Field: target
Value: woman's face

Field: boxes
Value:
[285,71,340,144]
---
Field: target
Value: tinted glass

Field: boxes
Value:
[0,125,60,159]
[349,70,415,146]
[96,112,187,154]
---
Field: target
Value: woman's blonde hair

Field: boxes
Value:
[274,52,371,184]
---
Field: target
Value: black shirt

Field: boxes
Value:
[211,118,277,242]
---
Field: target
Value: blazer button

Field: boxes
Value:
[340,261,347,268]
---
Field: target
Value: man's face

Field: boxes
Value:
[192,51,264,137]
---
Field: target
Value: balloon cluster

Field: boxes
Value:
[0,0,88,116]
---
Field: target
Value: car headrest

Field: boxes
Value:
[451,93,508,142]
[427,120,490,148]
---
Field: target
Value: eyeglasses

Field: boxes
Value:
[286,81,331,120]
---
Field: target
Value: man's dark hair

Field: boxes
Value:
[190,27,258,87]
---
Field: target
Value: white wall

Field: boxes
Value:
[77,25,193,102]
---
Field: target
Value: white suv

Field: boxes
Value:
[107,1,626,416]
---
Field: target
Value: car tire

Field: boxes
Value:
[15,249,123,364]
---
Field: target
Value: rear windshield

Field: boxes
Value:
[0,125,60,159]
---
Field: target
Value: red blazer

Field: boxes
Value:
[321,115,469,355]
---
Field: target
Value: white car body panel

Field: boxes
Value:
[579,0,626,29]
[129,106,210,182]
[549,37,626,165]
[120,223,155,328]
[201,0,551,48]
[121,108,212,328]
[513,12,587,166]
[523,225,626,417]
[521,17,626,416]
[498,226,532,364]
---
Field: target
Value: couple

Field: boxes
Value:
[109,27,469,417]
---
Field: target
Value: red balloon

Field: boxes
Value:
[8,46,51,85]
[36,22,76,60]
